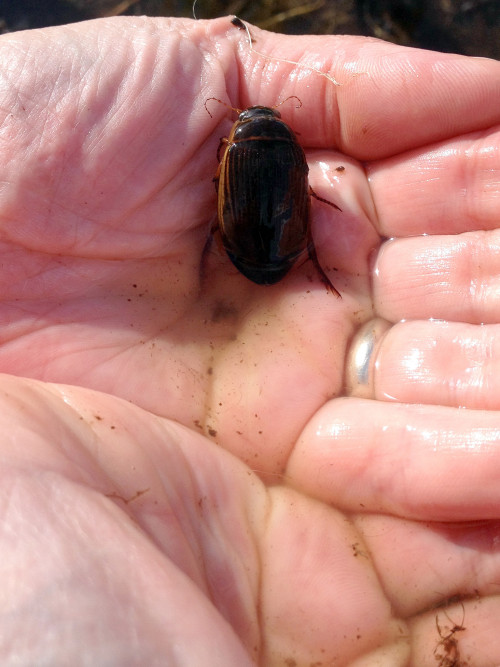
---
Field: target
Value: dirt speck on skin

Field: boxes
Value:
[434,604,467,667]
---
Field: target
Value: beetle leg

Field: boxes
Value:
[309,185,342,212]
[307,241,341,298]
[199,216,219,285]
[305,215,342,298]
[307,185,341,296]
[213,138,229,193]
[216,137,229,164]
[200,215,232,286]
[212,144,226,192]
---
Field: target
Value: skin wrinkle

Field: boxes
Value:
[467,231,489,318]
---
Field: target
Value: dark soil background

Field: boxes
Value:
[1,0,499,59]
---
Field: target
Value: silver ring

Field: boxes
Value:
[345,318,392,399]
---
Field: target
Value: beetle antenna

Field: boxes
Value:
[233,16,342,87]
[274,95,302,110]
[204,97,241,118]
[192,0,197,19]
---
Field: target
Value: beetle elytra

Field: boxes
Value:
[206,98,341,296]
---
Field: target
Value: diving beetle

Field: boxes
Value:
[205,98,342,297]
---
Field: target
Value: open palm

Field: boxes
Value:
[1,15,500,665]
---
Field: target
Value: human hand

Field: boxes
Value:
[1,15,500,665]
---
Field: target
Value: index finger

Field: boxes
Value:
[202,18,500,159]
